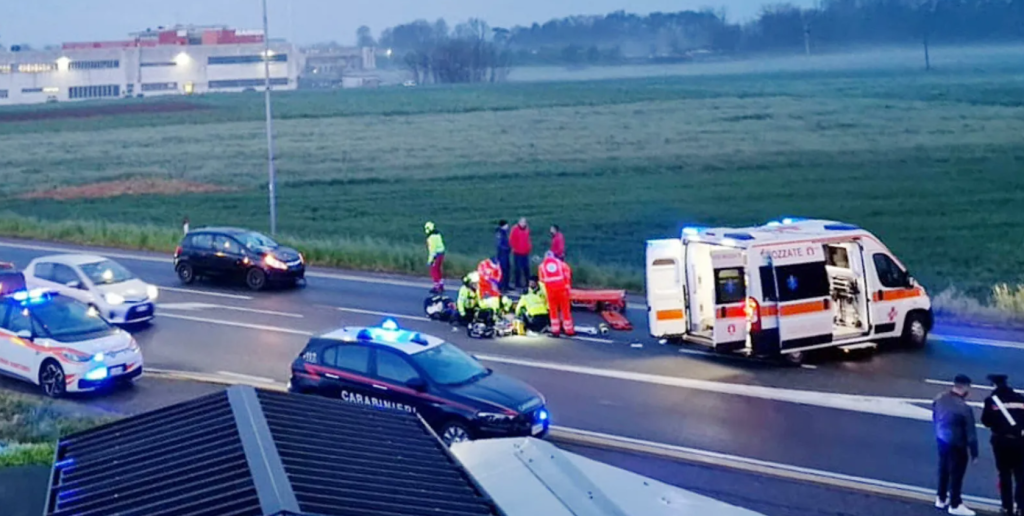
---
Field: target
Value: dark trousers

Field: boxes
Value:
[497,253,510,291]
[513,253,530,290]
[993,437,1024,512]
[521,313,549,333]
[937,439,970,508]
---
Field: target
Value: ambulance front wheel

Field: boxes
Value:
[782,350,805,366]
[902,313,929,348]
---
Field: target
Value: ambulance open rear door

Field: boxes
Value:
[710,249,748,353]
[762,244,833,357]
[646,239,686,338]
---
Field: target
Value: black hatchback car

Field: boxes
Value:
[174,227,304,291]
[288,320,550,446]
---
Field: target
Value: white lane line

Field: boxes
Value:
[309,271,428,288]
[475,354,935,421]
[933,333,1024,351]
[0,241,173,263]
[336,306,431,322]
[572,336,614,344]
[924,378,994,391]
[216,371,278,384]
[551,426,1001,508]
[159,313,313,336]
[159,302,303,318]
[800,364,819,369]
[159,286,253,300]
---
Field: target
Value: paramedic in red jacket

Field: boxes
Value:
[510,218,531,291]
[539,252,574,337]
[550,225,565,260]
[477,257,502,300]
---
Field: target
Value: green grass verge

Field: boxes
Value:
[0,390,113,467]
[0,443,56,468]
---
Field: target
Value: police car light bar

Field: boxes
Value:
[381,319,399,331]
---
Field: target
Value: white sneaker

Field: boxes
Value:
[948,504,976,516]
[935,497,949,509]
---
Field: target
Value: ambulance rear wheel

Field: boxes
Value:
[783,350,805,366]
[902,314,929,348]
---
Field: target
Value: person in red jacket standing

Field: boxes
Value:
[550,225,565,261]
[539,251,574,337]
[510,218,531,291]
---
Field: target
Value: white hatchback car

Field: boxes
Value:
[0,288,143,397]
[24,255,158,325]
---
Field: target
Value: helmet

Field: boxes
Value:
[464,271,480,287]
[424,221,435,234]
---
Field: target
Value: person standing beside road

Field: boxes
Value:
[981,374,1024,516]
[424,221,446,294]
[495,220,511,292]
[934,374,980,516]
[510,218,531,291]
[550,225,565,261]
[539,251,574,337]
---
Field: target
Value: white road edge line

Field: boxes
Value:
[159,313,313,336]
[550,426,1001,509]
[336,307,431,322]
[924,378,994,391]
[159,286,253,300]
[215,371,278,384]
[159,302,303,318]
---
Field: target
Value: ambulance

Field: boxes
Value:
[645,219,932,362]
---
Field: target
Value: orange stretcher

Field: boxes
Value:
[570,289,627,312]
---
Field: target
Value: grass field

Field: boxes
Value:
[1,51,1023,305]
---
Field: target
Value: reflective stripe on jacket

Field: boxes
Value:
[517,288,548,316]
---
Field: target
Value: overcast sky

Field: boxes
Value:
[3,0,787,47]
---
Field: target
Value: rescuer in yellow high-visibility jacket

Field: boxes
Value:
[516,276,550,333]
[425,221,446,293]
[456,272,479,325]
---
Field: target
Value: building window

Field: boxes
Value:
[68,84,121,99]
[43,87,59,94]
[22,88,44,94]
[17,63,56,73]
[141,61,176,67]
[0,65,10,74]
[68,60,120,70]
[208,54,288,65]
[0,90,8,99]
[208,78,288,89]
[141,82,178,92]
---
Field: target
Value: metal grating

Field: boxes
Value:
[258,389,503,516]
[45,386,502,516]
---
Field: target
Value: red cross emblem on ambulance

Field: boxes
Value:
[888,307,898,322]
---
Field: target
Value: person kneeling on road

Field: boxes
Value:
[456,272,480,326]
[516,276,549,334]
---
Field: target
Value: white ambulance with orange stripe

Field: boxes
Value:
[645,219,932,362]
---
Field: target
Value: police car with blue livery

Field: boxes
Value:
[288,320,550,445]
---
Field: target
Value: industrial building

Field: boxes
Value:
[0,25,302,106]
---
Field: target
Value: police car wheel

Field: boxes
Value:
[246,268,267,291]
[176,263,195,284]
[39,360,66,398]
[440,421,472,446]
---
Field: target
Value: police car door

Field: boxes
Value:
[319,343,375,404]
[645,239,686,338]
[371,349,425,417]
[764,244,833,353]
[710,249,748,351]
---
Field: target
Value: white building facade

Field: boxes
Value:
[0,26,302,106]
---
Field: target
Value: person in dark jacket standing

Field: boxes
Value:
[981,374,1024,516]
[495,220,511,292]
[510,218,531,291]
[934,374,980,516]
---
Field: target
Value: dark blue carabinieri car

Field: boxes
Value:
[288,320,550,445]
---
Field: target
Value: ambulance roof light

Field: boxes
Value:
[682,227,701,236]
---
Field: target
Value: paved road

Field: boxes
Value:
[2,238,1021,509]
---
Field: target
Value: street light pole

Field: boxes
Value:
[261,0,278,235]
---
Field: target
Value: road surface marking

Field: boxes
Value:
[336,307,431,322]
[216,371,278,384]
[159,313,313,336]
[159,286,254,300]
[159,302,303,318]
[476,354,935,421]
[550,427,1000,510]
[932,333,1024,351]
[0,241,173,263]
[925,378,994,391]
[572,336,614,344]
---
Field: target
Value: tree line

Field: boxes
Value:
[366,0,1024,82]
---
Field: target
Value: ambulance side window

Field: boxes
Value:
[714,268,746,304]
[872,254,908,289]
[773,263,830,302]
[759,267,778,302]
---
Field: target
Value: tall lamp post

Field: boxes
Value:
[261,0,278,235]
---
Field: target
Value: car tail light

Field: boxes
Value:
[174,246,182,258]
[745,297,761,333]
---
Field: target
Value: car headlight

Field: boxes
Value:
[104,292,125,306]
[61,350,93,363]
[146,285,159,301]
[476,411,515,423]
[128,337,140,352]
[264,255,288,270]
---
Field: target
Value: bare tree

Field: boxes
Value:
[356,26,376,48]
